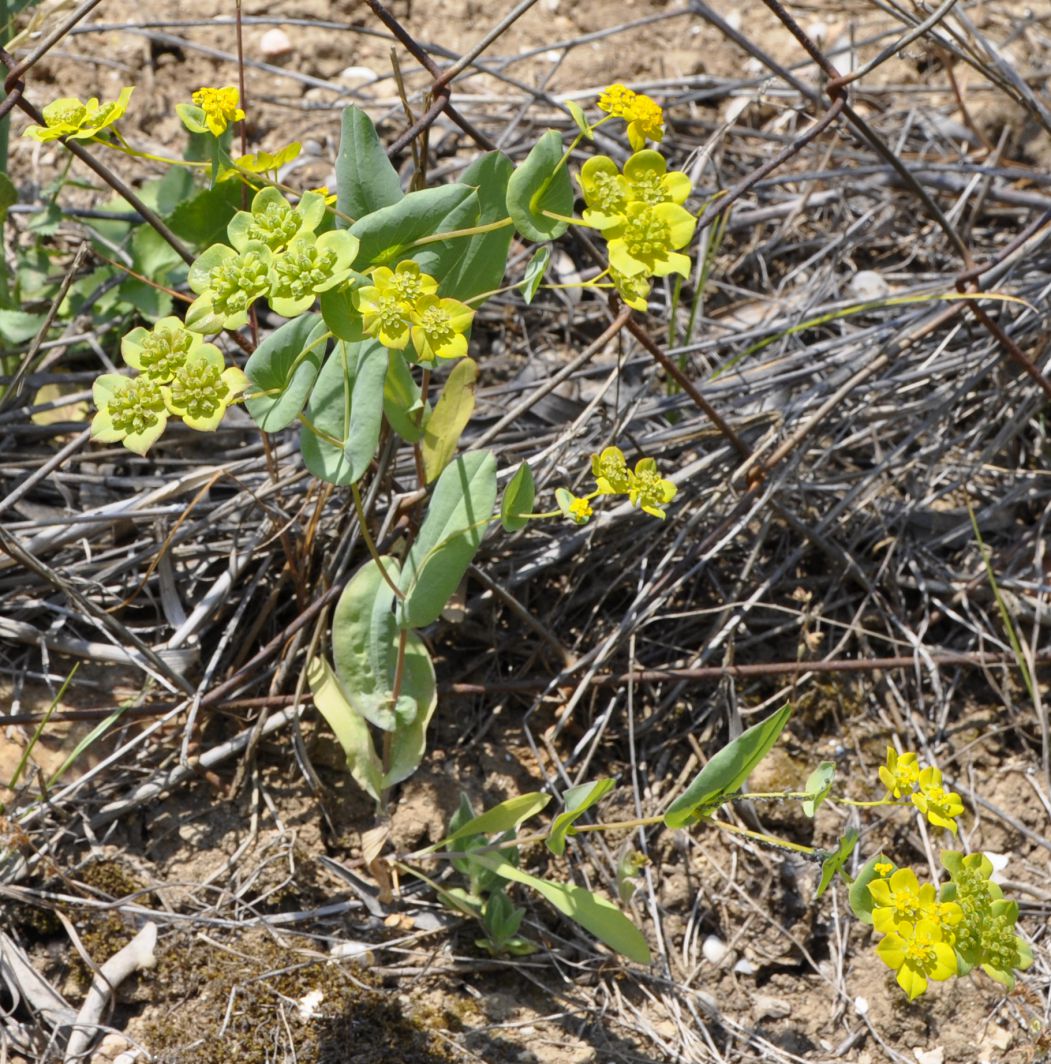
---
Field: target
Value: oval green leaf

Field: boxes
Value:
[802,760,835,818]
[421,358,477,483]
[396,451,497,629]
[500,462,535,532]
[506,130,573,243]
[663,704,793,828]
[817,829,859,897]
[335,105,404,223]
[441,792,551,847]
[244,313,328,431]
[546,778,615,855]
[848,851,893,925]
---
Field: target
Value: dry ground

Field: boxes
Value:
[2,1,1051,1062]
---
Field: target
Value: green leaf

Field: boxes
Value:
[848,852,892,925]
[383,350,427,443]
[421,358,477,483]
[396,451,497,628]
[350,185,476,271]
[440,152,514,304]
[473,853,651,964]
[521,246,551,304]
[0,172,16,227]
[801,761,835,818]
[300,339,387,485]
[131,223,183,282]
[0,310,47,345]
[663,704,793,828]
[307,655,382,804]
[319,287,365,342]
[546,778,615,856]
[409,190,480,282]
[335,105,404,223]
[440,792,550,847]
[816,829,859,897]
[565,100,593,140]
[167,182,242,249]
[245,313,328,431]
[506,130,573,243]
[500,462,535,532]
[332,555,436,739]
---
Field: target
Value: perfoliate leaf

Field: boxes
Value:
[506,130,573,243]
[802,761,835,818]
[521,246,550,305]
[546,778,615,855]
[663,704,793,828]
[817,829,859,897]
[500,462,535,532]
[565,100,593,140]
[848,852,893,924]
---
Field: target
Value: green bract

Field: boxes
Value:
[91,373,168,456]
[162,346,248,431]
[121,316,202,382]
[186,241,273,332]
[268,230,359,318]
[605,201,696,279]
[227,186,326,252]
[409,295,474,362]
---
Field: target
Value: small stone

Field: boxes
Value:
[854,996,869,1016]
[259,28,293,62]
[752,994,791,1021]
[733,957,756,975]
[847,269,890,300]
[339,65,378,85]
[913,1048,944,1064]
[702,934,728,964]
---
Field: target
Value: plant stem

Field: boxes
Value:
[351,482,404,600]
[407,215,514,249]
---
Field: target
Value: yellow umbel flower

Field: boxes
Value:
[911,766,964,834]
[23,87,133,142]
[597,83,665,150]
[192,86,245,136]
[878,746,920,798]
[876,918,957,1001]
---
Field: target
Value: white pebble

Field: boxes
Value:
[259,28,293,62]
[702,934,728,964]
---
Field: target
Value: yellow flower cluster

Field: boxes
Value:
[592,446,677,519]
[878,746,964,833]
[597,83,665,150]
[578,96,697,310]
[23,87,133,143]
[869,866,962,1000]
[354,260,474,362]
[177,86,245,138]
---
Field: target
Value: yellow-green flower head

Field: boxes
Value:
[91,373,168,455]
[878,746,920,798]
[911,766,964,834]
[355,287,411,350]
[605,201,696,279]
[267,230,359,318]
[233,141,301,176]
[608,267,652,312]
[874,861,895,878]
[186,241,273,333]
[24,87,133,142]
[228,186,326,253]
[409,295,474,362]
[876,918,957,1001]
[555,488,593,525]
[622,150,691,207]
[591,446,633,495]
[578,156,629,228]
[162,347,248,432]
[191,86,245,137]
[628,456,677,518]
[597,83,665,150]
[869,868,962,937]
[377,260,439,310]
[121,317,203,383]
